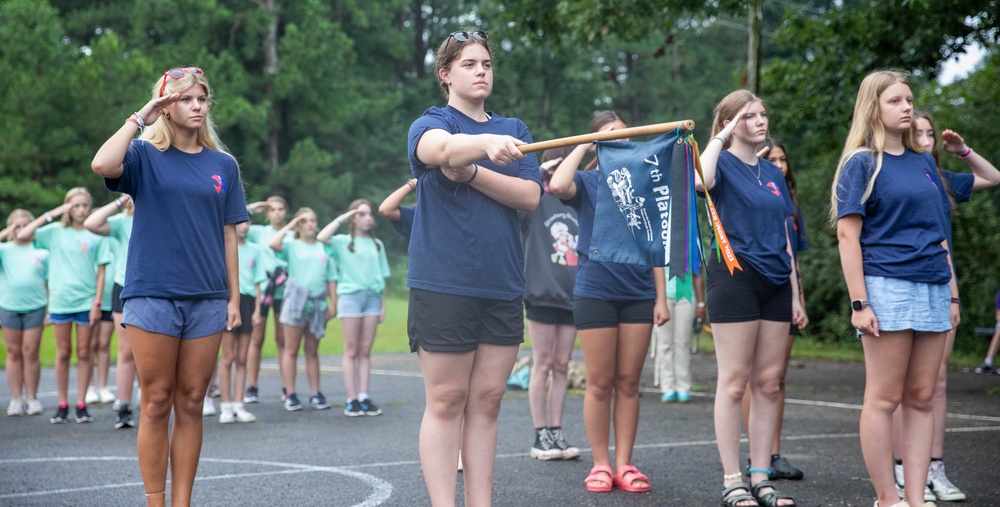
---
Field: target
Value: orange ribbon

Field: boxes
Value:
[691,140,742,275]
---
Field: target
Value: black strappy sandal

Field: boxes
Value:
[751,480,797,507]
[722,482,760,507]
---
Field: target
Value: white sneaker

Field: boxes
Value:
[7,397,25,416]
[85,386,100,405]
[98,387,116,405]
[25,398,43,415]
[233,403,257,423]
[895,463,936,501]
[112,399,121,411]
[202,397,216,417]
[928,460,966,502]
[219,402,235,424]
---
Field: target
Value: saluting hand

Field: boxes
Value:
[136,93,182,128]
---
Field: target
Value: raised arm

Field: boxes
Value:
[415,129,540,211]
[16,203,73,242]
[317,209,358,245]
[941,130,1000,190]
[91,94,181,178]
[378,179,417,222]
[549,144,589,200]
[85,195,131,236]
[697,106,749,192]
[269,217,300,253]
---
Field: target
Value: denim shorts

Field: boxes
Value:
[49,311,92,326]
[337,289,382,318]
[0,307,46,330]
[122,297,227,339]
[865,276,951,333]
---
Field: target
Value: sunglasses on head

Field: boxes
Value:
[444,30,487,52]
[159,67,204,97]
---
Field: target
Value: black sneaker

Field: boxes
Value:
[115,406,135,429]
[309,392,330,410]
[975,362,994,374]
[530,428,561,460]
[770,455,804,480]
[75,405,92,423]
[243,386,259,404]
[359,398,382,416]
[549,427,580,460]
[344,399,364,417]
[50,406,69,424]
[284,393,302,411]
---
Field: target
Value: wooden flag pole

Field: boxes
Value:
[518,119,695,154]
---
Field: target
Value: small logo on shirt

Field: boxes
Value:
[80,242,91,254]
[926,173,939,189]
[766,182,781,197]
[212,175,226,194]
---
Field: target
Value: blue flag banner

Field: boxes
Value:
[589,131,702,282]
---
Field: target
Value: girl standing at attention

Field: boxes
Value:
[18,187,108,425]
[697,90,801,507]
[91,66,248,506]
[832,70,956,507]
[1,209,49,416]
[406,29,541,506]
[318,199,391,417]
[269,208,336,412]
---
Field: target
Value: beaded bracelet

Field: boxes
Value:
[959,146,973,159]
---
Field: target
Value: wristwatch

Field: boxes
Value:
[851,299,870,312]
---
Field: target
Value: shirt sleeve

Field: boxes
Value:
[223,158,249,225]
[106,140,143,195]
[378,240,391,279]
[835,152,875,219]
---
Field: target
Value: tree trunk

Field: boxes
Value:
[746,0,763,93]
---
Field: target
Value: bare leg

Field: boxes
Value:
[114,313,136,403]
[129,327,181,507]
[860,331,912,506]
[341,316,363,400]
[94,320,115,389]
[219,331,236,404]
[233,332,252,400]
[168,332,224,507]
[303,333,321,394]
[281,325,303,395]
[579,327,617,474]
[75,323,95,406]
[22,326,43,399]
[528,320,557,428]
[418,347,476,507]
[611,323,652,488]
[746,321,794,504]
[930,329,956,458]
[356,315,378,396]
[900,331,946,504]
[548,323,577,428]
[53,323,73,405]
[713,321,757,484]
[461,343,519,507]
[246,316,265,390]
[4,327,25,398]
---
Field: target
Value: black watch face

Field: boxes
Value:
[852,300,863,311]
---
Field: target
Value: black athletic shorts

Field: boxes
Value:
[706,255,791,323]
[573,298,655,330]
[408,288,524,353]
[525,302,575,326]
[232,294,256,335]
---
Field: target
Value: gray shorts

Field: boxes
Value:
[864,276,951,333]
[123,297,227,339]
[337,289,382,318]
[0,307,46,330]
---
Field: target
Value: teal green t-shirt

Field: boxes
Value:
[238,241,268,297]
[0,243,49,312]
[108,214,133,287]
[97,237,119,311]
[33,224,106,313]
[277,239,336,294]
[326,235,390,295]
[249,224,291,298]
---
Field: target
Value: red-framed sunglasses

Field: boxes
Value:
[159,67,204,97]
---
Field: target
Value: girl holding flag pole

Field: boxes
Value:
[697,90,801,507]
[550,110,669,494]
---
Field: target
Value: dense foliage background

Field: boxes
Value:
[1,0,997,353]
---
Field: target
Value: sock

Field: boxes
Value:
[77,402,86,409]
[986,357,994,367]
[549,426,561,432]
[59,402,68,409]
[120,401,131,409]
[358,392,369,401]
[931,457,942,463]
[771,454,781,461]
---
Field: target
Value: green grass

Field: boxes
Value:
[0,296,985,370]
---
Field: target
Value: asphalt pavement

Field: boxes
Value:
[2,349,999,506]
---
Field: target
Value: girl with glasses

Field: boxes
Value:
[406,29,542,506]
[91,66,248,507]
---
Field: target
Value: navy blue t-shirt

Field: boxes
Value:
[703,151,795,287]
[107,140,248,300]
[941,170,973,275]
[564,170,655,301]
[406,106,542,300]
[391,206,415,238]
[835,150,952,284]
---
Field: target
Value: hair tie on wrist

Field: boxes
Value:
[406,180,416,192]
[711,136,726,145]
[44,212,53,223]
[959,146,973,159]
[462,164,479,185]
